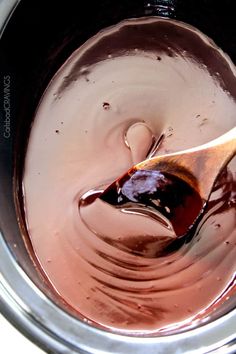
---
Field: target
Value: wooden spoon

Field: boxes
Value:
[100,127,236,238]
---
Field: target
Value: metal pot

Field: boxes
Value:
[0,1,236,353]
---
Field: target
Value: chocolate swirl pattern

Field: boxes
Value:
[23,18,236,333]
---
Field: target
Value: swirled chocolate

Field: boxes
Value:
[23,18,236,334]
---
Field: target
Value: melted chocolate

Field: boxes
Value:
[100,169,203,238]
[23,17,236,334]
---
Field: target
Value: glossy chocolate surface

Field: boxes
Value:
[23,18,236,333]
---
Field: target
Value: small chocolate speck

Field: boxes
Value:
[60,121,64,125]
[214,223,221,229]
[103,102,110,110]
[195,114,201,119]
[225,241,230,245]
[199,118,208,127]
[85,77,90,82]
[157,56,162,61]
[55,130,59,134]
[166,126,173,137]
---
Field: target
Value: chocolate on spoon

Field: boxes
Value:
[100,127,236,238]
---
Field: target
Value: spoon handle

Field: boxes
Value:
[197,127,236,197]
[136,127,236,200]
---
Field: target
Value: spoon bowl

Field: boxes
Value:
[100,127,236,238]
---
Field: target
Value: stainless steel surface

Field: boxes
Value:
[0,0,20,34]
[0,1,236,353]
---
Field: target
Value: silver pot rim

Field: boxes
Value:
[0,1,236,353]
